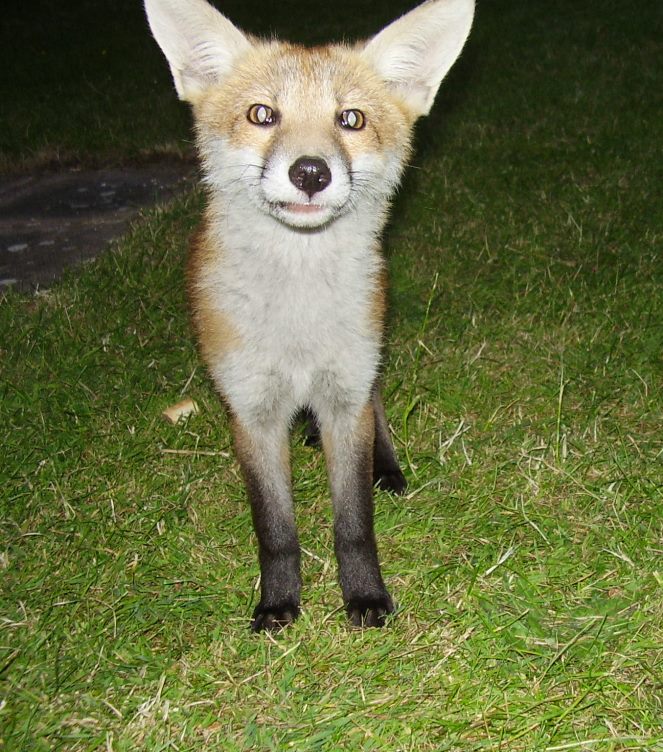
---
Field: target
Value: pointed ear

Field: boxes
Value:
[144,0,251,101]
[361,0,475,117]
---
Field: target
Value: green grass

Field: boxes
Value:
[1,0,662,749]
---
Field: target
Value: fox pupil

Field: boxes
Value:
[248,104,273,125]
[340,109,364,130]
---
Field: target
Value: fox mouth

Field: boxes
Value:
[258,153,354,228]
[279,202,326,215]
[268,200,341,228]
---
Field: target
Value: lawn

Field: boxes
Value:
[1,0,662,749]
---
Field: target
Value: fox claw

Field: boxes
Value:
[251,603,299,633]
[346,596,395,628]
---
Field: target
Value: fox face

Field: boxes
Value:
[145,0,474,632]
[146,0,474,232]
[193,44,415,230]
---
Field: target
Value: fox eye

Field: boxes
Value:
[339,109,365,130]
[247,104,277,126]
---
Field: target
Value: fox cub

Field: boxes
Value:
[145,0,474,631]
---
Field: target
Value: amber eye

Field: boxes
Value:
[339,109,365,130]
[247,104,277,126]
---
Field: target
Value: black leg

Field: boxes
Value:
[232,418,301,632]
[301,407,321,447]
[319,403,394,628]
[372,389,407,495]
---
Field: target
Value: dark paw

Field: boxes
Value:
[346,596,395,628]
[301,413,321,447]
[251,602,299,633]
[302,427,321,448]
[374,468,407,495]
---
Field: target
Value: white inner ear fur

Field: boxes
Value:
[144,0,251,101]
[361,0,475,117]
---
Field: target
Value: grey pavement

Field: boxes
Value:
[0,162,196,293]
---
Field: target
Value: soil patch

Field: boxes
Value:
[0,162,196,292]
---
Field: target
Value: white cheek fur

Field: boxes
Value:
[198,133,400,226]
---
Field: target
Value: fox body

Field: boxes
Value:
[145,0,474,630]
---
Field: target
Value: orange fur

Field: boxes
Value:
[187,218,241,366]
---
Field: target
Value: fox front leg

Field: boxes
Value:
[232,418,301,632]
[318,402,394,627]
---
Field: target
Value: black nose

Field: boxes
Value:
[288,156,332,198]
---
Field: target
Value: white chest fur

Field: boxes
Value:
[202,202,386,427]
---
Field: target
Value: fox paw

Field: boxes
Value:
[346,596,395,628]
[301,410,321,447]
[251,602,299,633]
[302,428,321,448]
[374,468,407,495]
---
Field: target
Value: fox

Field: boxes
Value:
[144,0,474,631]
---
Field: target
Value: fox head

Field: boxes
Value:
[145,0,474,230]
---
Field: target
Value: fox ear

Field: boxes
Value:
[362,0,474,117]
[144,0,251,101]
